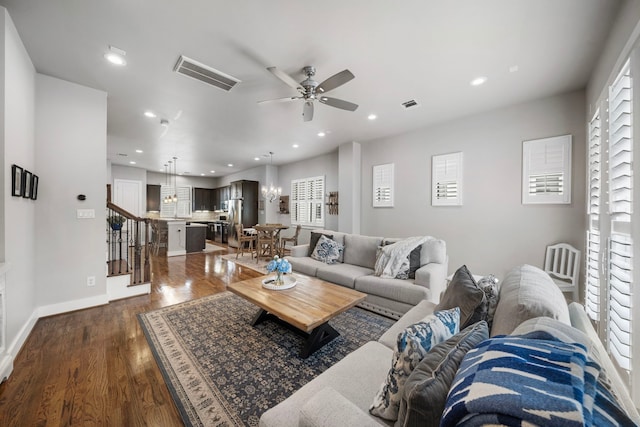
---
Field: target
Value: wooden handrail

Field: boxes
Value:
[107,202,148,223]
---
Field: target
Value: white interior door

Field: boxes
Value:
[113,179,142,216]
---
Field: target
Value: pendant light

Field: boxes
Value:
[261,152,282,203]
[172,157,178,203]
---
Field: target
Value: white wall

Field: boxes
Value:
[360,90,586,280]
[277,151,339,244]
[1,8,37,358]
[34,74,108,310]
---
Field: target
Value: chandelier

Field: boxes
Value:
[261,152,282,203]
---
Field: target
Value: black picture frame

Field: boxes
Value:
[30,175,39,200]
[11,165,23,197]
[22,170,33,199]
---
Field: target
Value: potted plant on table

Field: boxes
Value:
[107,214,126,231]
[266,255,292,286]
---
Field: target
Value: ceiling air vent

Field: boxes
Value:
[401,99,419,109]
[174,55,241,92]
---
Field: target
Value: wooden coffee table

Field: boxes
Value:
[227,274,366,358]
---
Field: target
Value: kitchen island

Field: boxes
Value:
[151,219,208,256]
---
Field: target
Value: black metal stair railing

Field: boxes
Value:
[106,202,151,285]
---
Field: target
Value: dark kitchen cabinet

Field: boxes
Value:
[214,185,230,210]
[146,184,161,212]
[186,225,206,253]
[193,188,215,211]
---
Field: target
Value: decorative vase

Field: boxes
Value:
[275,271,284,286]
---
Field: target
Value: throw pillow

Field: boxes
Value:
[369,307,460,421]
[308,232,334,256]
[396,321,489,427]
[380,240,422,279]
[435,265,485,329]
[310,235,343,264]
[476,276,499,329]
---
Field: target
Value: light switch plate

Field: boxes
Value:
[77,209,95,219]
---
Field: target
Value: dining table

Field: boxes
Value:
[253,224,289,260]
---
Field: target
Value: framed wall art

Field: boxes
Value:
[11,165,23,197]
[22,170,33,199]
[30,175,39,200]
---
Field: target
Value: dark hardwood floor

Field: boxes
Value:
[0,245,262,426]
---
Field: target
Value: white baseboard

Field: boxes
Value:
[167,249,186,257]
[0,309,38,382]
[37,294,109,318]
[107,275,150,301]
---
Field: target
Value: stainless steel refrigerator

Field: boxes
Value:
[227,180,259,248]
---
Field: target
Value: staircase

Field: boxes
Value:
[106,202,151,300]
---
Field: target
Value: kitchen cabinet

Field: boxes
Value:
[193,187,215,211]
[186,224,207,253]
[146,184,161,212]
[214,186,230,210]
[166,220,186,256]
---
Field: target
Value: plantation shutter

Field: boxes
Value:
[432,152,463,206]
[607,60,633,372]
[586,111,602,321]
[522,135,572,204]
[373,163,394,207]
[291,176,325,227]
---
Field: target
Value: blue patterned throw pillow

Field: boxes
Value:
[369,307,460,421]
[310,234,343,264]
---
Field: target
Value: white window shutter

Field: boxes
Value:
[585,110,602,322]
[373,163,394,207]
[608,233,633,370]
[522,135,572,204]
[290,176,325,227]
[432,152,463,206]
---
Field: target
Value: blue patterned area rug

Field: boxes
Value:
[138,291,394,426]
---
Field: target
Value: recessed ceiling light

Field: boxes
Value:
[200,173,205,176]
[368,114,377,120]
[292,144,299,148]
[228,163,234,167]
[135,149,143,153]
[210,170,215,173]
[470,76,487,86]
[129,161,136,165]
[104,45,126,66]
[144,111,156,118]
[254,157,260,161]
[317,132,326,137]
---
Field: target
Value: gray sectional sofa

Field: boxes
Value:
[260,264,640,427]
[287,230,448,319]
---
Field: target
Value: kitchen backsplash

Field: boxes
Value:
[146,210,224,221]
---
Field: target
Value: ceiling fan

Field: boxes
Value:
[259,66,358,122]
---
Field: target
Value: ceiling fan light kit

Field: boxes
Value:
[260,65,358,121]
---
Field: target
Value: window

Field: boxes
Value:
[522,135,572,204]
[432,152,463,206]
[373,163,394,207]
[586,111,601,321]
[291,176,325,227]
[607,60,633,372]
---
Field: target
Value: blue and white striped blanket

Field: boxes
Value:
[441,331,636,426]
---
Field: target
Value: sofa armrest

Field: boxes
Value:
[298,387,382,427]
[291,244,309,257]
[414,259,448,304]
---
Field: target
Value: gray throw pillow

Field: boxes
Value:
[396,321,489,427]
[308,232,334,256]
[435,265,486,329]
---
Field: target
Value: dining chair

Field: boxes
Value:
[255,225,277,263]
[543,243,581,302]
[280,224,301,254]
[151,222,168,256]
[235,223,256,259]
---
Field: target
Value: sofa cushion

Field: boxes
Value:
[344,234,384,269]
[435,265,485,329]
[369,307,460,421]
[308,232,334,256]
[289,256,331,277]
[419,238,447,266]
[299,387,383,427]
[310,235,343,264]
[316,263,373,289]
[259,341,393,427]
[396,321,489,427]
[355,275,428,307]
[491,264,571,337]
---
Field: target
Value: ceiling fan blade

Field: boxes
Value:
[316,69,355,93]
[257,96,300,104]
[303,101,314,122]
[319,96,358,111]
[267,67,303,92]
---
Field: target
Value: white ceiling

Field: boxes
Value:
[1,0,620,177]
